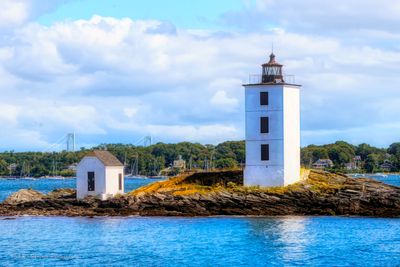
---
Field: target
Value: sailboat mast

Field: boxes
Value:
[136,154,139,175]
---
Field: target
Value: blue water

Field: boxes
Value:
[0,216,399,266]
[359,174,400,187]
[0,177,163,202]
[1,175,399,266]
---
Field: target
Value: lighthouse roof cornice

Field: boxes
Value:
[262,62,283,67]
[242,82,302,87]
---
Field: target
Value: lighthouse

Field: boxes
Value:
[244,53,301,187]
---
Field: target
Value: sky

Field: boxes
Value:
[0,0,400,151]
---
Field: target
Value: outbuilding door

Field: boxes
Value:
[88,172,95,191]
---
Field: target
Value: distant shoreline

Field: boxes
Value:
[0,176,168,180]
[347,173,400,176]
[0,176,75,179]
[0,172,399,181]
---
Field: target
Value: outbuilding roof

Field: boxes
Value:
[85,150,124,167]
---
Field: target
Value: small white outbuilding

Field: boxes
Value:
[76,150,124,200]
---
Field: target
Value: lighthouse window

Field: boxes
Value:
[260,92,269,105]
[261,144,270,161]
[260,117,269,133]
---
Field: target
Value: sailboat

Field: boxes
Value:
[148,158,167,179]
[50,157,64,179]
[126,154,146,178]
[20,161,36,180]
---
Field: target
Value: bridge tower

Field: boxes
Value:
[66,133,75,152]
[143,136,152,147]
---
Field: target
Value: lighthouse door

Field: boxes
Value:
[88,172,95,191]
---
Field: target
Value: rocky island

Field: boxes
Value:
[1,170,399,217]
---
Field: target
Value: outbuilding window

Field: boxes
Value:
[260,117,269,133]
[260,92,269,105]
[118,173,123,191]
[88,172,95,191]
[261,144,270,161]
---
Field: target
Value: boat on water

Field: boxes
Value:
[21,177,39,180]
[374,173,388,177]
[125,175,148,179]
[125,154,143,179]
[49,176,68,180]
[125,175,167,180]
[349,173,366,177]
[39,176,67,179]
[148,176,167,180]
[1,177,38,180]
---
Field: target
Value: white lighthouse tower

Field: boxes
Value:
[244,53,301,187]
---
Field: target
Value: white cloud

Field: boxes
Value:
[107,121,240,144]
[210,90,239,111]
[224,0,400,34]
[0,104,20,125]
[0,0,66,29]
[145,124,239,144]
[123,107,138,118]
[302,122,400,148]
[0,0,29,28]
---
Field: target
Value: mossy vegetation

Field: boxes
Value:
[131,172,218,196]
[131,168,346,197]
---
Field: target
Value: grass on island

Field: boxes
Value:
[131,171,216,196]
[130,168,347,197]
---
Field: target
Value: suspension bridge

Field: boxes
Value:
[43,133,153,153]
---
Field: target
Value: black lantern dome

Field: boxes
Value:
[261,53,284,83]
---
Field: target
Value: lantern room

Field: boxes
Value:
[261,53,284,83]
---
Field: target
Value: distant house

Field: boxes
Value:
[67,163,78,171]
[345,156,362,170]
[7,163,17,171]
[173,155,186,170]
[312,159,334,170]
[380,160,393,172]
[76,150,124,200]
[345,162,356,170]
[6,163,18,176]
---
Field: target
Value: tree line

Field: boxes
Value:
[0,140,398,177]
[0,141,245,177]
[301,141,400,173]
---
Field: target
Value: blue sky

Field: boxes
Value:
[0,0,399,151]
[38,0,242,29]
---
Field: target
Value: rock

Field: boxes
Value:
[3,189,45,205]
[0,170,400,217]
[182,170,243,186]
[47,188,76,199]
